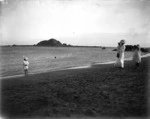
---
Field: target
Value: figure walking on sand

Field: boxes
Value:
[132,44,141,69]
[23,56,29,76]
[115,40,126,68]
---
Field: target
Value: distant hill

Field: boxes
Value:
[36,38,71,47]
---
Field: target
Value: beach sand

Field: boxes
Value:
[1,56,150,119]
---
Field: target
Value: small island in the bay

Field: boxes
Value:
[36,38,71,47]
[36,38,150,53]
[36,38,103,48]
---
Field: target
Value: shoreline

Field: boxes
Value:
[1,53,150,80]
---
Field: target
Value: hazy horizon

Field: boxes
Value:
[0,0,150,47]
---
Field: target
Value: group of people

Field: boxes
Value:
[114,39,141,69]
[23,40,142,76]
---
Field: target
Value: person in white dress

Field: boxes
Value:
[132,44,141,69]
[23,56,29,76]
[119,40,126,68]
[115,40,126,68]
[114,42,121,66]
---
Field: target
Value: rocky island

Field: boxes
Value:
[36,38,71,47]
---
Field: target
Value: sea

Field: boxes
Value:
[0,46,134,78]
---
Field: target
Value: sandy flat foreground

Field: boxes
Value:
[1,56,150,119]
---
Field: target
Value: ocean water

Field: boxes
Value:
[0,46,133,78]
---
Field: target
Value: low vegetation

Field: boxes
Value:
[113,45,150,53]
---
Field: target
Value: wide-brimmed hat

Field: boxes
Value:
[23,56,28,60]
[120,39,125,44]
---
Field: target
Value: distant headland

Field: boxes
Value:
[1,38,149,53]
[35,38,103,48]
[35,38,150,52]
[36,38,72,47]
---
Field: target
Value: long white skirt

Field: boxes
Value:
[115,52,124,68]
[120,52,124,68]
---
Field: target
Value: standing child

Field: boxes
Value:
[132,44,141,69]
[23,56,29,76]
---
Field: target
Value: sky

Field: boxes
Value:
[0,0,150,47]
